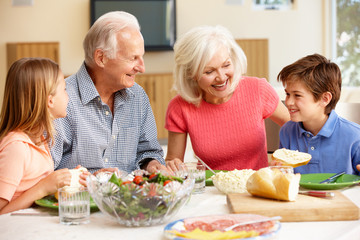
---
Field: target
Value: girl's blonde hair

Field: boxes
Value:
[0,57,60,144]
[173,25,247,106]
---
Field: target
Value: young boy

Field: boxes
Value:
[277,53,360,175]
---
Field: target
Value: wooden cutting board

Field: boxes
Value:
[227,191,359,222]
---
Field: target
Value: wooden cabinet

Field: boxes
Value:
[6,42,59,69]
[236,39,269,80]
[136,73,176,139]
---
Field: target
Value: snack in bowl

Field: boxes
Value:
[87,170,194,227]
[55,167,88,199]
[272,148,312,167]
[211,169,256,194]
[246,167,300,201]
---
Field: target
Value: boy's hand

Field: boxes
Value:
[268,160,283,166]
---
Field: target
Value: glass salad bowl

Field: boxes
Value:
[87,170,194,227]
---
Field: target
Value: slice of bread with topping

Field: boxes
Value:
[272,148,311,168]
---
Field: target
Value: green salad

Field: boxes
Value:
[101,172,187,223]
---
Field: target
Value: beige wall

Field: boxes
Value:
[0,0,329,105]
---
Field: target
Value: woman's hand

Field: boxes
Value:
[165,158,184,173]
[146,160,174,175]
[164,131,187,174]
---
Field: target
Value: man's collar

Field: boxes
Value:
[77,63,136,105]
[77,63,101,105]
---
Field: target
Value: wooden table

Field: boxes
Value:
[1,186,359,240]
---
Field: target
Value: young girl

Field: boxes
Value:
[277,54,360,175]
[0,58,72,214]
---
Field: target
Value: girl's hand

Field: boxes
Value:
[37,169,72,196]
[0,169,71,214]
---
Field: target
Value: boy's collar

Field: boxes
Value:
[298,110,337,138]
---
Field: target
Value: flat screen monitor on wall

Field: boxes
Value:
[90,0,176,51]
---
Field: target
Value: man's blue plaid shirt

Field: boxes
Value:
[51,63,164,173]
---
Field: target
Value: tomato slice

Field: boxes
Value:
[133,176,143,185]
[149,173,157,179]
[163,180,172,186]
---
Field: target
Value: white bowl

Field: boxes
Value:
[212,169,256,194]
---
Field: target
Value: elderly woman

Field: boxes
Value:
[165,25,289,171]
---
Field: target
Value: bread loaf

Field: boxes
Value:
[66,167,88,192]
[246,167,300,201]
[272,148,311,168]
[55,167,88,199]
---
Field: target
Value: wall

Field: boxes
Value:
[0,0,327,106]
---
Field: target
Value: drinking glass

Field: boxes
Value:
[58,187,90,225]
[183,162,206,194]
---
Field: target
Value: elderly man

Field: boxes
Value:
[51,11,167,174]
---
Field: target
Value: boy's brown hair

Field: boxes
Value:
[277,53,342,114]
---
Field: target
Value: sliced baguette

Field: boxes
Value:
[272,148,311,168]
[246,167,300,201]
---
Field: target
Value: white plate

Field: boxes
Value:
[163,214,281,240]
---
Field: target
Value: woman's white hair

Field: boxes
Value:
[173,25,247,106]
[83,11,140,67]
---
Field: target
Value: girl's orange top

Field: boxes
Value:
[0,131,54,201]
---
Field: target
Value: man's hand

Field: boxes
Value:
[93,167,119,176]
[79,167,119,187]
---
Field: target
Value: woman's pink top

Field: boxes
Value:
[0,131,53,201]
[165,77,279,170]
